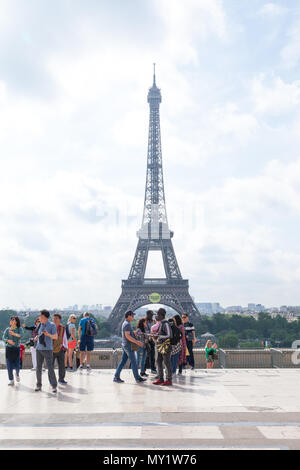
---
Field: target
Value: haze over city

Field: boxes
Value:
[1,0,300,310]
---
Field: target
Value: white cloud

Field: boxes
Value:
[251,75,300,114]
[259,3,288,17]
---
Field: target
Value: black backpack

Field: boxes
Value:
[170,323,182,345]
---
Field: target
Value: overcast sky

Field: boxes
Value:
[0,0,300,310]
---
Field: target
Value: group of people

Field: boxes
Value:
[3,308,218,390]
[114,308,217,386]
[2,310,98,391]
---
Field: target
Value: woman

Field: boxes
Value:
[65,314,77,371]
[2,316,23,386]
[205,340,218,369]
[173,314,187,375]
[135,318,148,377]
[23,317,40,370]
[169,318,182,374]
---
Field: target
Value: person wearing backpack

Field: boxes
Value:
[78,312,97,371]
[152,308,173,386]
[169,317,183,374]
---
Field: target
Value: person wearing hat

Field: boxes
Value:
[113,311,146,384]
[152,308,173,386]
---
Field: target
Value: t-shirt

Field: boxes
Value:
[121,320,135,349]
[183,321,195,342]
[36,321,57,351]
[67,322,76,340]
[2,327,24,349]
[79,317,95,337]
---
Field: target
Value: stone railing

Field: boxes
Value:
[2,348,296,370]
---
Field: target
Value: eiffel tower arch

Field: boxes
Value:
[109,66,201,333]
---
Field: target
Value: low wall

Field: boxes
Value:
[5,348,296,370]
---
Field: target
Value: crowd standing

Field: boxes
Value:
[2,308,218,390]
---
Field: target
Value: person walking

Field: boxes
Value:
[23,317,40,370]
[135,318,148,377]
[52,313,68,385]
[34,309,58,393]
[182,313,196,370]
[65,314,77,371]
[152,308,173,386]
[113,311,146,384]
[145,310,156,374]
[78,312,97,371]
[169,315,185,374]
[2,316,23,386]
[205,340,218,369]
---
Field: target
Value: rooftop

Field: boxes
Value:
[1,368,300,449]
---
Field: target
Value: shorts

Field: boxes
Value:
[79,335,94,352]
[68,340,77,350]
[206,356,214,363]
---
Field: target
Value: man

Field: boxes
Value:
[78,312,97,371]
[152,308,173,386]
[113,311,146,384]
[34,309,58,393]
[182,313,196,370]
[144,310,156,374]
[52,313,68,385]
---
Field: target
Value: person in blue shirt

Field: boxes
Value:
[2,316,23,386]
[78,312,97,371]
[34,309,58,393]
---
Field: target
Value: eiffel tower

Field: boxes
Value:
[109,66,201,332]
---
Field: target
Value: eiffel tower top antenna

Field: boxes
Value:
[153,62,156,85]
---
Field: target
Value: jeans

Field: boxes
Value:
[171,352,180,373]
[6,358,20,381]
[186,340,195,368]
[115,347,141,381]
[52,350,66,381]
[157,350,172,381]
[136,346,147,374]
[36,349,57,388]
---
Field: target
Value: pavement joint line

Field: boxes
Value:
[0,422,300,428]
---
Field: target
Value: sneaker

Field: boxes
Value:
[58,380,68,385]
[31,367,36,371]
[162,380,172,386]
[152,379,164,385]
[86,365,91,372]
[35,386,41,392]
[136,378,147,383]
[113,377,124,383]
[15,373,20,382]
[8,380,14,386]
[151,369,157,374]
[79,365,83,371]
[52,388,57,393]
[140,372,148,377]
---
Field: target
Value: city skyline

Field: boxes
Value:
[1,1,300,309]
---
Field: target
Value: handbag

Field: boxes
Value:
[157,338,171,355]
[130,342,140,352]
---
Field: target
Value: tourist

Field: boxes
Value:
[182,313,196,370]
[145,310,156,374]
[152,308,173,386]
[52,313,68,385]
[171,315,186,374]
[65,314,77,371]
[135,318,148,377]
[205,340,218,369]
[19,343,25,370]
[78,312,97,371]
[113,311,146,384]
[174,314,187,375]
[34,309,58,393]
[2,316,23,386]
[23,317,40,370]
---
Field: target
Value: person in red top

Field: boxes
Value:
[19,344,25,369]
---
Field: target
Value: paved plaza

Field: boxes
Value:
[1,368,300,449]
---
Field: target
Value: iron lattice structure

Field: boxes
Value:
[109,67,201,332]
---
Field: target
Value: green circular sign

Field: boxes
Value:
[149,292,161,304]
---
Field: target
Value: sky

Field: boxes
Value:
[0,0,300,310]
